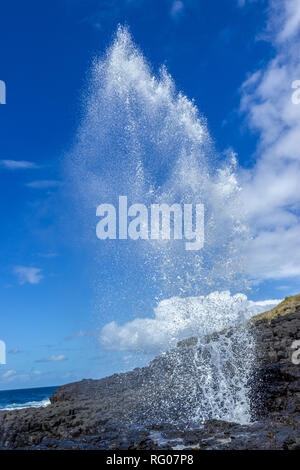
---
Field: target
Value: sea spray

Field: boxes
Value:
[136,325,256,426]
[65,26,256,424]
[101,291,273,425]
[66,26,249,298]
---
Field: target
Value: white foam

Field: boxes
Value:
[1,398,50,411]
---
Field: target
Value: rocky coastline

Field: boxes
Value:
[0,295,300,450]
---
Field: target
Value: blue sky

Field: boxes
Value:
[1,0,300,390]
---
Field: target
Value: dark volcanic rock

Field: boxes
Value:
[1,297,300,450]
[250,307,300,418]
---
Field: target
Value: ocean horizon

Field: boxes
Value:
[0,386,58,411]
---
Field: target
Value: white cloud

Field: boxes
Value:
[1,369,30,384]
[0,160,39,170]
[26,180,60,189]
[36,354,68,363]
[13,266,43,285]
[100,291,280,354]
[269,0,300,42]
[240,0,300,280]
[245,225,300,280]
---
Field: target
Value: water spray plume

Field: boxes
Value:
[66,26,259,424]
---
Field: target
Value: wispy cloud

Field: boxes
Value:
[65,330,91,341]
[36,354,68,363]
[239,0,300,280]
[1,369,30,383]
[0,160,39,170]
[13,266,44,285]
[26,180,60,189]
[269,0,300,43]
[2,369,16,379]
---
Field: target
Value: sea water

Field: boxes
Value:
[0,386,57,411]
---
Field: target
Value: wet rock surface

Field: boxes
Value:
[1,413,300,450]
[0,302,300,450]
